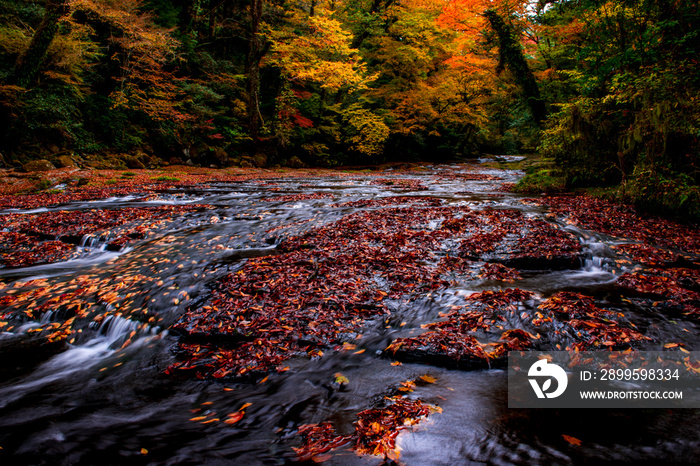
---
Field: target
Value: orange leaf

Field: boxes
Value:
[225,411,245,424]
[562,434,582,446]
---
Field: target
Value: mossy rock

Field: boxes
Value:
[252,153,267,168]
[212,147,229,166]
[285,156,306,168]
[126,156,146,169]
[24,160,56,172]
[55,155,76,168]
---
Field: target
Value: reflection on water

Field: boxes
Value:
[1,164,699,465]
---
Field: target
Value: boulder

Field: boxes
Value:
[212,147,229,166]
[126,156,146,169]
[56,155,76,168]
[286,156,306,168]
[24,159,56,172]
[252,153,267,168]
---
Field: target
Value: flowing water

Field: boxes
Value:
[1,163,699,465]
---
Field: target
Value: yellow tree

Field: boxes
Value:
[265,2,386,159]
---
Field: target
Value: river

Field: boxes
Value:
[1,161,699,465]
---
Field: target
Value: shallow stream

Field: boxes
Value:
[1,162,699,465]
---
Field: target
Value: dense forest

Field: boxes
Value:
[0,0,698,217]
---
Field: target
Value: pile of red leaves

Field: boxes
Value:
[294,422,352,462]
[370,178,429,190]
[168,199,583,378]
[441,172,503,182]
[0,166,356,210]
[1,205,205,240]
[534,292,651,351]
[261,193,334,202]
[0,235,76,267]
[616,270,700,314]
[0,205,207,267]
[612,244,683,267]
[459,232,506,257]
[497,182,516,192]
[516,219,581,262]
[354,396,435,459]
[479,262,521,282]
[386,332,492,368]
[168,207,462,379]
[386,289,535,368]
[467,288,534,308]
[332,196,443,208]
[446,208,582,268]
[294,387,440,462]
[438,255,475,275]
[527,195,700,255]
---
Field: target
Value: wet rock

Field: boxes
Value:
[385,290,535,369]
[0,333,67,378]
[452,210,583,270]
[386,333,501,370]
[23,160,56,172]
[534,291,652,351]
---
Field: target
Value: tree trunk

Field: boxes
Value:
[14,0,69,88]
[246,0,264,144]
[483,9,546,126]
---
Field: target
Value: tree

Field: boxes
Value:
[14,0,70,88]
[483,8,545,125]
[438,0,546,127]
[247,0,264,143]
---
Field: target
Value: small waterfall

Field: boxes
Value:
[583,241,608,272]
[40,310,56,323]
[80,234,99,248]
[97,315,157,345]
